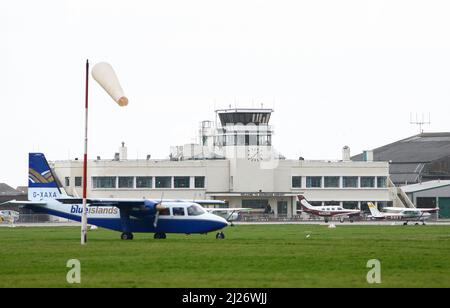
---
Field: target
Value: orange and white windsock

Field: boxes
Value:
[91,62,128,107]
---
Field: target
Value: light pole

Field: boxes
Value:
[81,60,128,245]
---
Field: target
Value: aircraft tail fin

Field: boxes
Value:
[28,153,62,201]
[368,202,382,218]
[297,195,314,211]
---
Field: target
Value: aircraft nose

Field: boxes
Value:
[211,214,229,229]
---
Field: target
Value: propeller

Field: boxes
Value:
[153,194,164,228]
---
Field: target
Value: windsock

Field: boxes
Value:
[91,62,128,106]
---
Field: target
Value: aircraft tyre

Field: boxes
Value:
[403,222,408,226]
[121,232,134,240]
[216,232,225,240]
[154,232,167,239]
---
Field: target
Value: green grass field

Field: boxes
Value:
[0,225,449,288]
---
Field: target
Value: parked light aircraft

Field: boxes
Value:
[0,210,19,225]
[297,195,361,223]
[367,202,432,225]
[1,153,229,240]
[205,207,253,225]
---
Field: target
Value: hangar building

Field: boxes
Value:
[352,133,450,186]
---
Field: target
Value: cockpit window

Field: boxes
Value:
[159,208,170,216]
[187,204,205,216]
[172,207,185,216]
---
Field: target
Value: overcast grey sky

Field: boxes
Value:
[1,0,450,188]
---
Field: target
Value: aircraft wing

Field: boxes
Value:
[331,211,361,217]
[0,199,47,207]
[57,198,149,207]
[417,207,440,213]
[57,198,225,207]
[181,200,226,206]
[206,208,252,213]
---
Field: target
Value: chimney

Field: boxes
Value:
[119,142,127,160]
[342,146,351,162]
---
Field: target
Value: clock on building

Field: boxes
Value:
[247,147,263,162]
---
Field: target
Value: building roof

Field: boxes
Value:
[15,186,28,194]
[401,180,450,193]
[352,133,450,163]
[216,108,273,126]
[0,183,21,196]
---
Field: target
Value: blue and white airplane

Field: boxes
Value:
[2,153,229,240]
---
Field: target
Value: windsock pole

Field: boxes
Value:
[81,59,89,245]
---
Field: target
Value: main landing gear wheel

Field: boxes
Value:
[216,232,225,240]
[403,222,408,226]
[121,232,134,240]
[154,232,167,239]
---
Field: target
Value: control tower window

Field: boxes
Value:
[237,133,245,146]
[226,134,236,146]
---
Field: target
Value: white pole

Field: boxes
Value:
[81,59,89,245]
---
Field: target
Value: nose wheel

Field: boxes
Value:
[154,232,167,239]
[121,232,134,240]
[216,232,225,240]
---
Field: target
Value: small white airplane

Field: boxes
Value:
[297,195,361,223]
[205,207,253,225]
[1,153,229,240]
[367,202,432,225]
[0,210,19,225]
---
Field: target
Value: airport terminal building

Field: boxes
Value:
[50,108,393,218]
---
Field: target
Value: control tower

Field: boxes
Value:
[171,108,277,161]
[212,108,274,148]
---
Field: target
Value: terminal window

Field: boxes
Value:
[324,176,340,188]
[156,177,172,188]
[377,176,387,188]
[118,177,134,188]
[343,176,358,188]
[65,177,70,187]
[306,177,322,188]
[92,176,116,189]
[343,201,359,209]
[292,176,302,188]
[195,176,205,188]
[361,177,375,188]
[174,177,190,188]
[136,177,152,188]
[75,177,82,187]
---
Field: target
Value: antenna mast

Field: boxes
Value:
[410,113,431,134]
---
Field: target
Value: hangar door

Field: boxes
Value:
[438,197,450,219]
